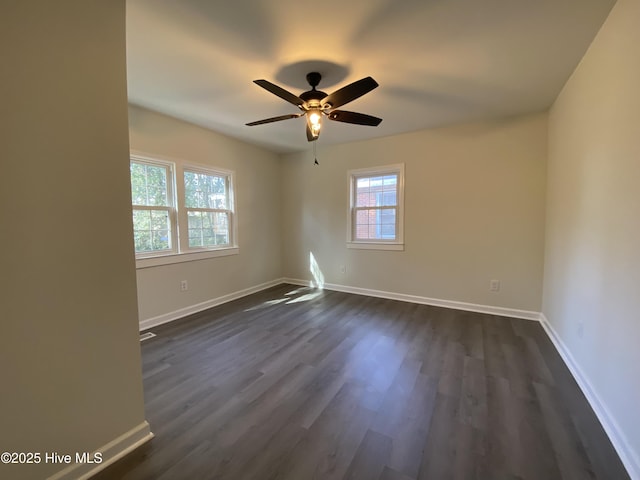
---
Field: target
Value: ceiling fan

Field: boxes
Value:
[246,72,382,142]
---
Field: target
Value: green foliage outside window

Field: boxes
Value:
[131,162,171,252]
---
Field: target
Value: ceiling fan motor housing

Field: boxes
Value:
[306,72,322,88]
[300,72,328,106]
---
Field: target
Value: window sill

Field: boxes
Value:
[135,247,239,269]
[347,242,404,251]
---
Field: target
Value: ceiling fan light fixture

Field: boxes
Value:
[307,109,322,137]
[247,72,381,142]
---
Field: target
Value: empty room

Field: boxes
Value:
[2,1,639,479]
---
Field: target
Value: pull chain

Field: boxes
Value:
[313,140,319,165]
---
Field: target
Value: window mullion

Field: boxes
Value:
[353,206,397,212]
[185,207,230,214]
[132,205,171,212]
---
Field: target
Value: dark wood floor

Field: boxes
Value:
[94,284,629,480]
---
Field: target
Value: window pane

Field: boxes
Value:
[130,163,147,205]
[355,174,397,208]
[354,207,397,240]
[152,230,170,251]
[132,208,171,252]
[150,210,169,229]
[355,208,376,240]
[353,171,399,241]
[356,178,370,189]
[130,162,169,206]
[187,211,230,247]
[355,209,369,224]
[189,212,203,229]
[380,208,396,225]
[380,224,395,237]
[184,171,228,209]
[379,208,396,239]
[134,231,152,252]
[132,209,151,230]
[369,175,384,188]
[381,191,397,206]
[383,175,397,186]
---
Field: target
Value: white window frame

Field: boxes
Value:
[347,163,405,251]
[130,152,239,269]
[180,164,237,252]
[130,157,178,258]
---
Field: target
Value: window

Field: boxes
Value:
[130,160,176,255]
[184,169,232,248]
[348,164,404,250]
[130,154,237,267]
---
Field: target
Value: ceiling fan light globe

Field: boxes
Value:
[309,111,322,126]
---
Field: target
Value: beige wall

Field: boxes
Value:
[0,2,147,479]
[544,0,640,474]
[281,113,547,312]
[128,106,283,323]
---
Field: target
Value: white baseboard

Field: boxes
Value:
[47,421,153,480]
[139,278,283,331]
[539,314,639,480]
[281,277,540,321]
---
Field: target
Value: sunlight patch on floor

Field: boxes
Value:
[243,298,288,312]
[286,291,322,304]
[309,252,325,289]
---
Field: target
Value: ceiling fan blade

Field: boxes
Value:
[306,124,319,142]
[322,77,379,109]
[246,113,302,126]
[254,80,305,107]
[327,110,382,126]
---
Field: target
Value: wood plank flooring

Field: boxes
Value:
[93,284,629,480]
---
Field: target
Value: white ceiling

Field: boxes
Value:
[126,0,615,154]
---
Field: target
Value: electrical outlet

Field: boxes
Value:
[180,280,188,291]
[489,279,500,292]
